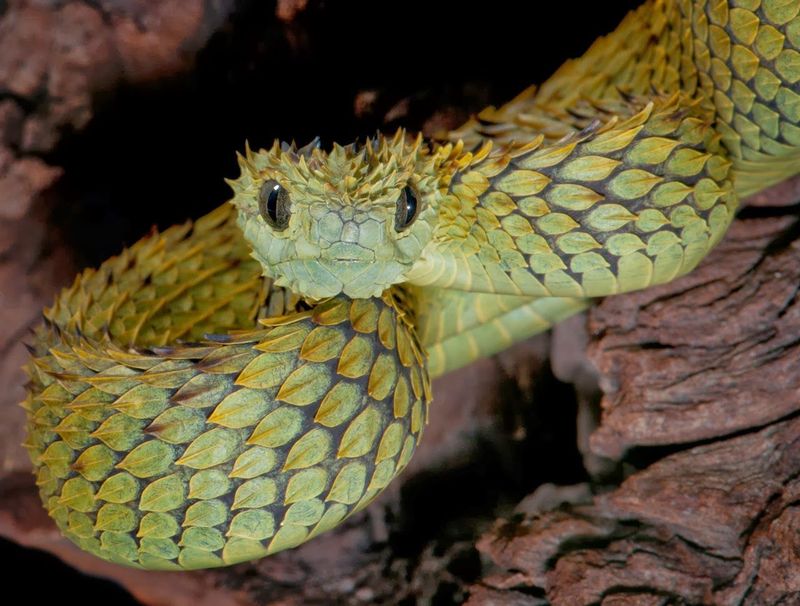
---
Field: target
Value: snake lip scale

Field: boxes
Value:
[22,0,800,570]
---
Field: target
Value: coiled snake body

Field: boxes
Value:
[23,0,800,569]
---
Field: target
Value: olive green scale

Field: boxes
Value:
[23,205,429,569]
[22,0,800,570]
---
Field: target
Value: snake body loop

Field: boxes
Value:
[23,0,800,569]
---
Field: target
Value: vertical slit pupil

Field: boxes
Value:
[267,185,280,223]
[259,180,290,230]
[405,187,417,222]
[396,185,418,231]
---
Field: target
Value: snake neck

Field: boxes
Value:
[226,0,798,301]
[408,93,738,296]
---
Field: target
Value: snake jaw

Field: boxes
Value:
[261,258,409,299]
[253,240,426,299]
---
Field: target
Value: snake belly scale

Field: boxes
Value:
[22,0,800,569]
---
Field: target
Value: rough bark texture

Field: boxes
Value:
[470,192,800,606]
[2,1,799,605]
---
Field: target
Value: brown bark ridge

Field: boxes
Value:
[470,179,800,606]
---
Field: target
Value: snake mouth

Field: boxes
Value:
[322,242,376,263]
[268,258,408,299]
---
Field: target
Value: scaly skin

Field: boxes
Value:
[23,0,800,569]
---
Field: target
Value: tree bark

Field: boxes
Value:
[471,183,800,606]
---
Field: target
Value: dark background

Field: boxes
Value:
[4,0,639,602]
[51,0,639,269]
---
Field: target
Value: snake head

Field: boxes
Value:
[228,130,454,299]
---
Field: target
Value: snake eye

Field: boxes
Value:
[258,180,291,230]
[395,185,419,232]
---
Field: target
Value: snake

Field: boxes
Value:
[22,0,800,571]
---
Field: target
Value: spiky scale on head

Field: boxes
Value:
[228,130,460,299]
